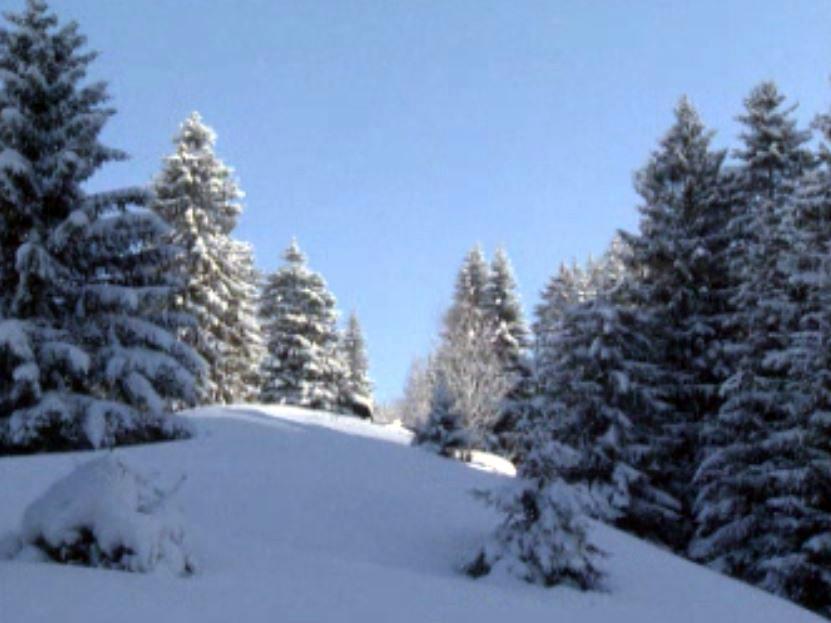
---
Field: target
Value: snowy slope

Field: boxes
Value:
[0,405,822,623]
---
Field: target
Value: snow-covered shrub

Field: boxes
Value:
[467,478,604,590]
[4,456,196,575]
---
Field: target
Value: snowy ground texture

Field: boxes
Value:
[0,404,823,622]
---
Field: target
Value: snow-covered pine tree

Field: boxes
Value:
[760,108,831,617]
[70,197,203,447]
[443,244,490,336]
[151,112,263,405]
[338,311,374,419]
[467,475,604,590]
[512,259,594,465]
[532,261,589,365]
[620,96,729,544]
[0,0,199,452]
[485,248,532,458]
[259,240,345,411]
[412,369,471,458]
[485,248,529,371]
[690,83,817,592]
[530,281,683,545]
[223,238,264,402]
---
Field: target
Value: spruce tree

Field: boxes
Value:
[339,311,374,418]
[0,0,198,452]
[621,97,728,544]
[151,112,263,405]
[762,108,831,616]
[486,248,532,459]
[467,475,604,590]
[259,240,345,411]
[533,261,591,366]
[485,248,529,371]
[690,83,816,592]
[412,370,470,457]
[444,244,490,335]
[530,283,683,544]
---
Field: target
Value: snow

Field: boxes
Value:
[5,456,194,575]
[0,404,822,623]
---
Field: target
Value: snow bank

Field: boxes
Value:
[3,456,196,576]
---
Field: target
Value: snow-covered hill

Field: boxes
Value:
[0,405,822,622]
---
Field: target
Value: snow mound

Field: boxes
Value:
[4,456,196,576]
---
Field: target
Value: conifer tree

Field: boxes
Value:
[339,311,374,418]
[620,97,728,543]
[485,248,529,371]
[532,261,590,367]
[759,108,831,617]
[485,248,532,458]
[444,244,490,335]
[0,0,198,452]
[259,240,345,411]
[468,366,605,589]
[467,475,604,590]
[412,370,470,457]
[151,113,263,404]
[530,282,683,544]
[690,83,817,590]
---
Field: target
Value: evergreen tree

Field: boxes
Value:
[690,83,817,592]
[412,370,471,457]
[533,261,589,367]
[0,0,198,452]
[529,284,683,544]
[762,109,831,616]
[259,240,345,411]
[621,97,729,544]
[151,112,263,404]
[339,311,374,418]
[467,476,604,590]
[223,239,264,402]
[485,248,529,371]
[444,244,490,335]
[485,248,532,457]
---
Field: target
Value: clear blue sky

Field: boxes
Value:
[50,0,831,401]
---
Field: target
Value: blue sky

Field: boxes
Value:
[52,0,831,401]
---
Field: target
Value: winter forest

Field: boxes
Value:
[1,1,830,621]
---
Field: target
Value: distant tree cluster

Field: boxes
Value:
[408,246,530,456]
[0,1,374,454]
